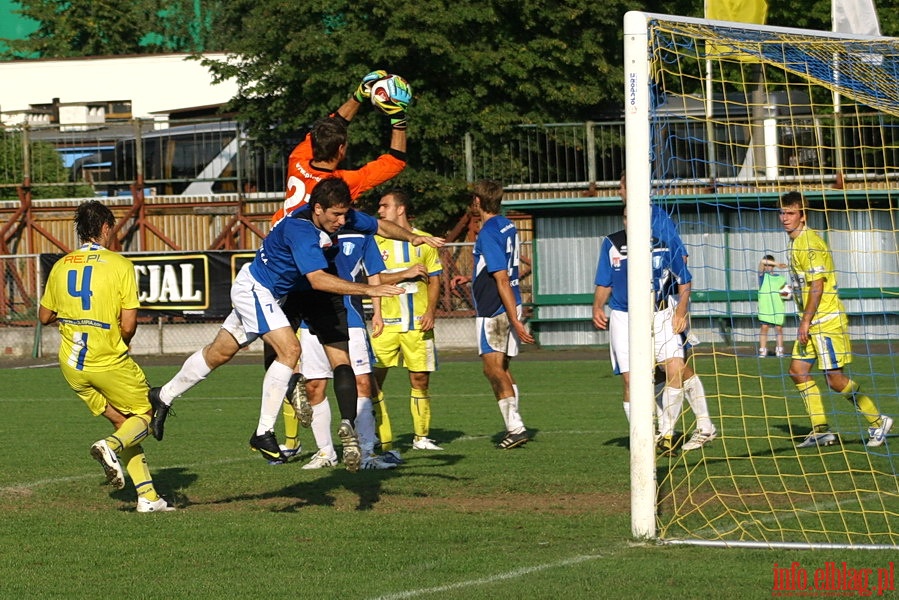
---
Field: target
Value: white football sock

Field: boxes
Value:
[160,348,211,404]
[623,401,631,423]
[498,396,525,434]
[684,375,715,433]
[355,396,376,457]
[256,361,294,435]
[659,386,684,437]
[311,398,334,455]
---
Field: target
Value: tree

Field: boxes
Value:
[205,0,637,233]
[1,0,227,58]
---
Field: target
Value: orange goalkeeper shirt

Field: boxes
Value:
[271,120,406,225]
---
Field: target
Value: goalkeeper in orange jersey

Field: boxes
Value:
[779,192,892,448]
[263,70,412,458]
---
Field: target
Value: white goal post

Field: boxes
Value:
[624,11,899,549]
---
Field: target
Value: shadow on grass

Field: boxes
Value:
[187,451,469,513]
[603,436,629,449]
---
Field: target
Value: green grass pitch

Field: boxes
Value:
[1,350,896,598]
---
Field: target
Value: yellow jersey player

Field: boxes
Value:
[39,201,175,512]
[372,189,444,459]
[780,192,892,448]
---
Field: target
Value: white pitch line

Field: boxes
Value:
[367,554,606,600]
[9,363,56,370]
[0,456,256,494]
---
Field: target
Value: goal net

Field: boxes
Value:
[624,11,899,549]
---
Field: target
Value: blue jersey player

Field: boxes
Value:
[594,199,717,454]
[452,180,534,450]
[147,179,441,468]
[296,227,398,470]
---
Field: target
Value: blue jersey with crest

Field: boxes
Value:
[248,207,378,298]
[471,215,522,317]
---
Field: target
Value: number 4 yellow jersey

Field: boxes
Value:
[40,244,140,370]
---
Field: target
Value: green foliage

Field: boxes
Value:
[0,132,93,199]
[204,0,636,234]
[0,0,227,58]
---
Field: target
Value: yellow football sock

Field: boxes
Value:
[120,445,159,502]
[410,388,431,439]
[840,380,881,426]
[796,380,828,432]
[105,414,151,453]
[282,400,300,450]
[373,389,393,452]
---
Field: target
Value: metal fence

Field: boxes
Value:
[7,111,899,202]
[0,117,631,202]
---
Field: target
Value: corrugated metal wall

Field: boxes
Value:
[531,206,899,348]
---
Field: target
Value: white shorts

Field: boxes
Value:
[300,326,373,379]
[653,305,684,363]
[608,309,629,375]
[221,263,290,348]
[476,306,521,357]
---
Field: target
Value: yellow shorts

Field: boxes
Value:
[371,327,437,372]
[791,313,852,371]
[61,357,151,417]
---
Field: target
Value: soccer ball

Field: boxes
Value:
[779,283,793,300]
[370,75,412,115]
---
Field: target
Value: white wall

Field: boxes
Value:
[0,53,238,123]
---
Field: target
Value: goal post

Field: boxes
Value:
[624,11,899,549]
[623,9,657,541]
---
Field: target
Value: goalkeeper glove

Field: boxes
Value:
[353,70,388,103]
[390,112,407,130]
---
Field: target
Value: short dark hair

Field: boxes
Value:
[472,179,504,214]
[74,200,114,243]
[383,188,412,212]
[310,177,352,210]
[311,117,348,162]
[779,191,807,214]
[763,254,775,262]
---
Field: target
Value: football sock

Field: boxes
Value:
[683,375,715,432]
[256,360,293,435]
[333,364,358,424]
[840,380,881,426]
[659,387,684,438]
[498,396,525,434]
[623,401,631,423]
[310,398,334,454]
[410,387,431,438]
[796,380,829,431]
[355,396,376,456]
[282,400,300,450]
[107,414,151,452]
[120,445,159,502]
[161,349,211,405]
[373,389,394,452]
